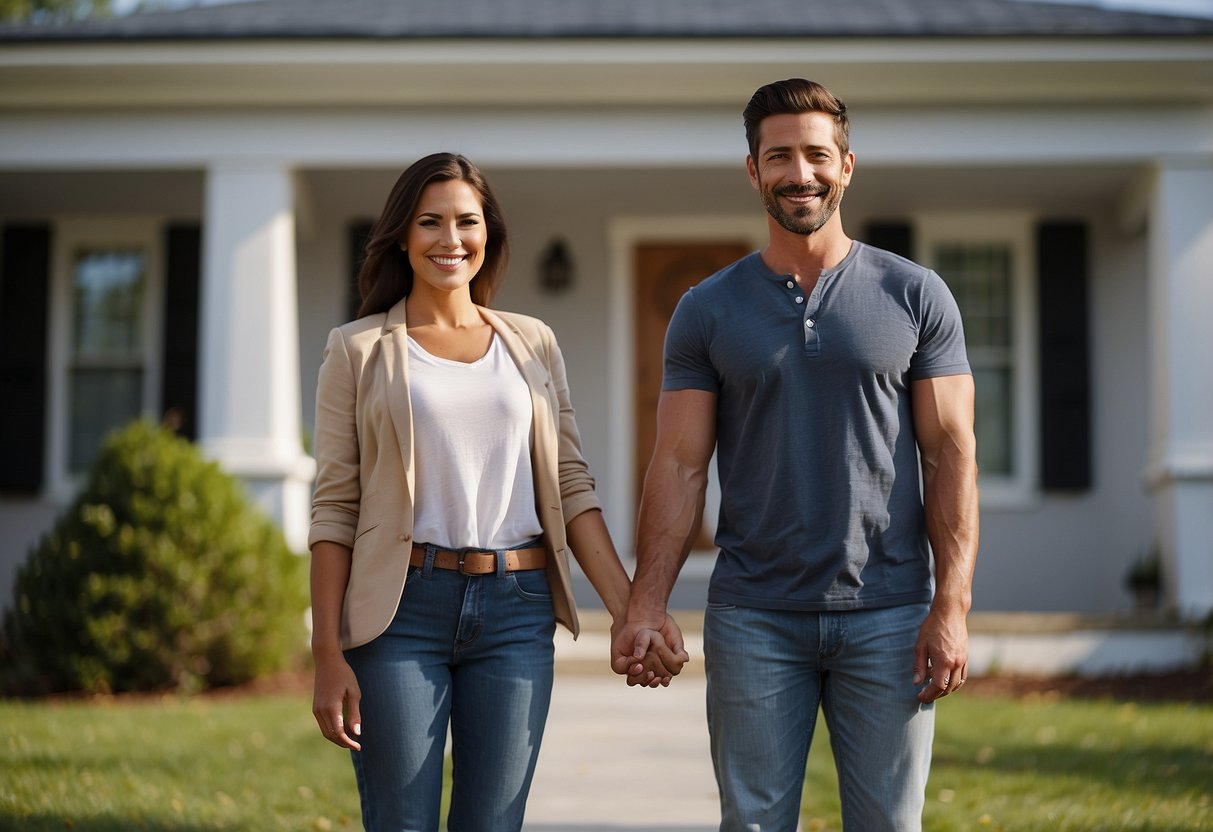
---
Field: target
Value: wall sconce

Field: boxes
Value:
[539,238,574,294]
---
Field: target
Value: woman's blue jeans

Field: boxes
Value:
[704,602,935,832]
[344,549,556,832]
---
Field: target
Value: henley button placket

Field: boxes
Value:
[802,273,834,357]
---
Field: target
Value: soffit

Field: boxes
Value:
[2,38,1212,108]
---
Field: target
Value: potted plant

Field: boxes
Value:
[1124,546,1162,612]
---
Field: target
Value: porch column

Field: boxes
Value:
[199,162,315,552]
[1146,158,1213,619]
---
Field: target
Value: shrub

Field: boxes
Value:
[0,421,308,695]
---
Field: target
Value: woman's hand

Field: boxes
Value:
[312,653,362,750]
[611,613,690,687]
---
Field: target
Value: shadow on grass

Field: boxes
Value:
[0,813,223,831]
[934,739,1212,796]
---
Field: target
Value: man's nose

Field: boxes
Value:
[789,154,815,184]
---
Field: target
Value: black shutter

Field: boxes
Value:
[1037,221,1091,490]
[161,224,201,441]
[0,224,52,493]
[863,221,914,260]
[348,221,373,321]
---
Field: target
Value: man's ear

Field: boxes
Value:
[746,155,761,191]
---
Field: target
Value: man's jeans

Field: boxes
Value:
[704,602,934,832]
[344,551,556,832]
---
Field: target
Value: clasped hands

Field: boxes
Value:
[609,613,690,688]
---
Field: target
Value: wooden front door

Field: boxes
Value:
[633,242,750,549]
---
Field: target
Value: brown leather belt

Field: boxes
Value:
[409,544,546,575]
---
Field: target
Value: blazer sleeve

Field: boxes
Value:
[540,323,602,523]
[308,326,361,550]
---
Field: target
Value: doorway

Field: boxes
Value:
[632,241,749,549]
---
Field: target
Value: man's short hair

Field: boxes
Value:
[743,78,850,159]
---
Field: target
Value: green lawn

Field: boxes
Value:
[801,695,1213,831]
[1,692,1210,831]
[0,694,362,831]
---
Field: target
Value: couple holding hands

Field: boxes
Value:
[310,77,979,832]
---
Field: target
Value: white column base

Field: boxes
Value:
[1149,472,1213,619]
[202,441,316,552]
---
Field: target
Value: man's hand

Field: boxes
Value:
[912,606,969,703]
[611,613,690,687]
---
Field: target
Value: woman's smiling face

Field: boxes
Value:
[404,178,488,298]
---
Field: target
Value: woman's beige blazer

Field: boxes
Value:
[308,297,602,651]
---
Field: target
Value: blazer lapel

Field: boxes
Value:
[381,297,415,500]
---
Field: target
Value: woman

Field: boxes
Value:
[309,152,687,832]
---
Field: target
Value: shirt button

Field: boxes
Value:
[399,533,409,542]
[786,280,795,289]
[806,319,815,328]
[795,296,804,304]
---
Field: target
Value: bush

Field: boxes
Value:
[0,421,308,695]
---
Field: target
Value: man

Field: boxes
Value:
[613,79,979,831]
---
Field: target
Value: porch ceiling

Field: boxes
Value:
[0,164,1139,220]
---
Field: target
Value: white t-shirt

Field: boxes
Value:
[407,333,544,550]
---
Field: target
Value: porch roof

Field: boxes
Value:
[3,0,1213,41]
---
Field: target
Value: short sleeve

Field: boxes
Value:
[662,289,719,393]
[910,271,971,380]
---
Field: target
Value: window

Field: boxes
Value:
[918,215,1037,504]
[49,220,162,495]
[934,243,1014,476]
[68,249,147,473]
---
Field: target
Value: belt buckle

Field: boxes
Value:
[457,548,485,575]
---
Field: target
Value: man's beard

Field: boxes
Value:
[761,181,844,236]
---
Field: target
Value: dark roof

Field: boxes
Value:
[4,0,1213,40]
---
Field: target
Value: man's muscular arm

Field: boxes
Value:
[612,389,717,684]
[911,374,979,703]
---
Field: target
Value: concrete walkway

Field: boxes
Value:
[524,622,719,831]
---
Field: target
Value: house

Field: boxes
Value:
[1,1,1211,659]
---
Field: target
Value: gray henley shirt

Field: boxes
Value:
[663,242,971,611]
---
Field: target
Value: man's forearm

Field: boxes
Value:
[922,443,979,614]
[629,458,707,621]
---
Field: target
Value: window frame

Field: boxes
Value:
[47,218,165,501]
[915,213,1039,507]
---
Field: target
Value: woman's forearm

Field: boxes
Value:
[564,509,631,620]
[310,540,353,658]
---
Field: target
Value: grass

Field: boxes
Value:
[1,690,1210,831]
[0,694,362,831]
[800,694,1213,831]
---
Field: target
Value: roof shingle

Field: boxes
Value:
[3,0,1213,41]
